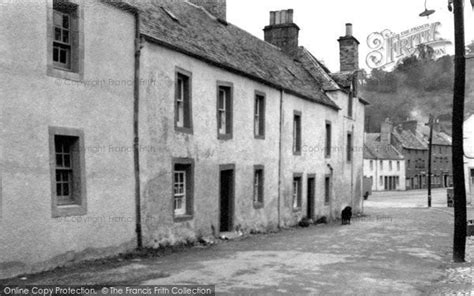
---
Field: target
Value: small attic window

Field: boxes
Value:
[161,6,179,23]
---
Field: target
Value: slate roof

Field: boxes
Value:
[116,0,340,110]
[417,125,452,146]
[295,48,370,105]
[364,133,404,160]
[331,71,355,89]
[295,47,341,92]
[392,128,428,150]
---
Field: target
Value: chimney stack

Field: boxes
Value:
[380,118,393,145]
[188,0,226,20]
[338,23,360,72]
[264,9,300,57]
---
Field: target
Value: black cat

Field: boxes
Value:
[341,206,352,225]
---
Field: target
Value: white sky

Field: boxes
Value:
[227,0,474,72]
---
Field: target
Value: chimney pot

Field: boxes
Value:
[287,9,294,23]
[346,23,353,36]
[270,11,276,25]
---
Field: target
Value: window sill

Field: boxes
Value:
[253,202,264,209]
[52,204,87,218]
[174,214,193,222]
[254,135,265,140]
[175,126,194,135]
[293,151,301,156]
[218,134,233,141]
[47,65,83,82]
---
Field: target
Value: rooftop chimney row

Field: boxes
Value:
[264,9,300,57]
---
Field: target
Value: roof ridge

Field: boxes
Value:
[136,0,340,109]
[300,47,341,90]
[184,0,218,21]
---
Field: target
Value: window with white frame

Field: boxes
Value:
[173,170,186,216]
[173,160,194,220]
[47,0,83,80]
[217,84,232,139]
[175,69,192,133]
[293,174,302,209]
[49,126,86,218]
[53,9,72,69]
[254,93,265,138]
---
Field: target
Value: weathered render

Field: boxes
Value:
[135,1,366,245]
[0,0,137,279]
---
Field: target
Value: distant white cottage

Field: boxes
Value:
[363,132,406,192]
[464,114,474,204]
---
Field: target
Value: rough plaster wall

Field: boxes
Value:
[325,91,365,217]
[139,44,281,247]
[278,92,339,226]
[0,1,136,279]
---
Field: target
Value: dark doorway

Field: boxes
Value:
[307,175,315,219]
[219,165,235,232]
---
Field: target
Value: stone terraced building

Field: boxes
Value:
[0,0,367,279]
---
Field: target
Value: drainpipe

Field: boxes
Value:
[375,157,378,191]
[351,125,354,207]
[133,13,143,250]
[277,89,284,229]
[327,164,334,220]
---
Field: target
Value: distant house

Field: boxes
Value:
[378,119,452,190]
[363,132,405,191]
[464,114,474,204]
[418,123,453,188]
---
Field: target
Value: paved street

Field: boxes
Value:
[2,188,474,295]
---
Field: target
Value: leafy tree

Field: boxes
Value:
[361,44,472,133]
